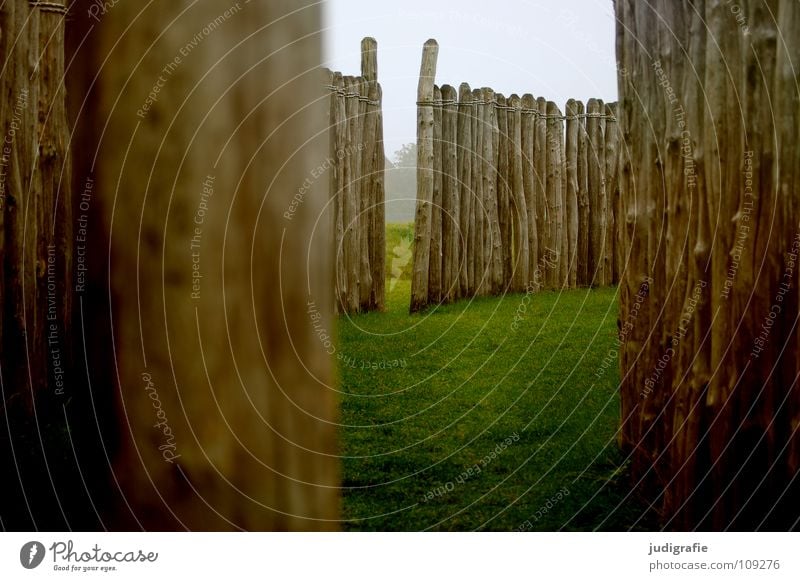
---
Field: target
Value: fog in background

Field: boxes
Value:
[324,0,618,222]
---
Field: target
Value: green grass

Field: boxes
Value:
[337,232,657,530]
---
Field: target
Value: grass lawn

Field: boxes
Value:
[336,225,658,531]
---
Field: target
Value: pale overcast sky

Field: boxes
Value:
[323,0,618,160]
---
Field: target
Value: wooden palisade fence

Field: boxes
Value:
[0,0,76,529]
[410,40,620,312]
[616,0,800,529]
[325,38,386,314]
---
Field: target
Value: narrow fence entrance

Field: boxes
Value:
[324,38,623,316]
[410,40,622,313]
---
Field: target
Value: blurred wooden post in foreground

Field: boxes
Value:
[69,0,339,530]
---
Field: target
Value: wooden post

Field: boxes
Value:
[333,73,348,310]
[597,100,608,286]
[577,100,589,286]
[521,94,538,286]
[441,84,459,302]
[473,88,486,295]
[604,102,619,285]
[565,99,580,289]
[0,0,76,528]
[361,37,384,311]
[468,88,481,295]
[776,0,800,492]
[326,71,338,314]
[485,88,503,294]
[69,0,339,529]
[546,101,563,288]
[410,39,438,312]
[457,84,473,297]
[358,76,374,310]
[587,98,603,287]
[496,94,513,286]
[535,96,549,287]
[371,83,386,311]
[429,85,444,303]
[556,103,568,288]
[344,76,361,311]
[509,95,529,292]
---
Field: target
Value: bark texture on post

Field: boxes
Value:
[429,85,443,303]
[565,99,579,289]
[545,101,562,289]
[534,96,548,285]
[371,82,386,311]
[410,39,438,312]
[473,88,486,296]
[577,100,589,287]
[457,84,473,298]
[587,98,603,287]
[521,94,538,286]
[70,0,339,530]
[344,76,361,312]
[441,84,459,303]
[0,0,81,530]
[604,102,619,285]
[358,76,374,310]
[509,95,529,292]
[496,94,512,285]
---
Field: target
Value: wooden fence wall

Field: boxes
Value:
[326,38,386,314]
[410,40,620,312]
[617,0,800,529]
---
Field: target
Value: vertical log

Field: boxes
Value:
[473,88,485,295]
[333,73,348,311]
[535,97,550,287]
[546,101,563,288]
[410,39,438,312]
[509,95,529,292]
[457,84,473,297]
[358,76,374,310]
[326,71,338,315]
[468,88,481,295]
[565,99,580,289]
[557,105,569,288]
[597,100,608,286]
[604,102,619,285]
[441,84,459,302]
[344,76,361,312]
[776,0,800,516]
[371,83,386,311]
[496,94,513,286]
[70,0,338,529]
[485,88,503,294]
[587,98,603,286]
[521,94,538,286]
[577,100,590,286]
[429,85,443,303]
[0,0,77,528]
[360,37,383,311]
